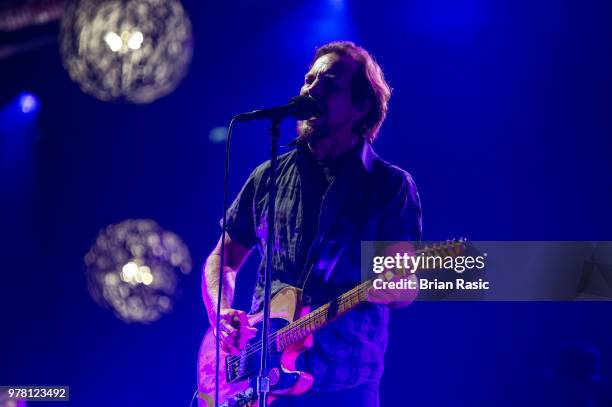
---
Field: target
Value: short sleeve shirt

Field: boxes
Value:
[223,139,422,390]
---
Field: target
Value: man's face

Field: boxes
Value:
[297,52,361,141]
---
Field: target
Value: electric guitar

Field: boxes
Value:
[197,240,466,407]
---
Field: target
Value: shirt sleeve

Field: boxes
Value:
[221,168,260,249]
[380,168,423,242]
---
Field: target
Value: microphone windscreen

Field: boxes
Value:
[288,95,324,120]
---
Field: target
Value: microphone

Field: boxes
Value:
[233,95,323,122]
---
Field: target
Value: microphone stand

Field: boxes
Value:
[257,115,281,407]
[218,97,319,406]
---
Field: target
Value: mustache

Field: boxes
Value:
[297,117,330,141]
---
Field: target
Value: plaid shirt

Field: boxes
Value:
[224,139,422,390]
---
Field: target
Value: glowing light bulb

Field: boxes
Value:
[138,265,154,285]
[19,93,39,113]
[121,261,138,282]
[127,31,144,50]
[142,272,154,286]
[104,31,122,52]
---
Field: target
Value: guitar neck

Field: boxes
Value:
[273,239,465,351]
[275,280,371,351]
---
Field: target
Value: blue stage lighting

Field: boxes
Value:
[330,0,345,12]
[208,126,228,144]
[18,93,39,114]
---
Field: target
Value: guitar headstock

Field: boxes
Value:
[377,238,469,279]
[418,238,467,258]
[369,238,470,300]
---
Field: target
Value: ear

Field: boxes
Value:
[352,100,371,122]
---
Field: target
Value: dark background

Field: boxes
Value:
[1,0,611,405]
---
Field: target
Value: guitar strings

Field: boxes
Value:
[225,285,367,369]
[227,254,414,367]
[224,243,461,371]
[225,303,332,365]
[225,287,369,373]
[228,282,367,364]
[226,299,350,368]
[228,283,364,362]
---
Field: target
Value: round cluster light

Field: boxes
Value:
[59,0,193,103]
[85,218,192,323]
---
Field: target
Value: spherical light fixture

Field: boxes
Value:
[60,0,193,103]
[84,218,192,323]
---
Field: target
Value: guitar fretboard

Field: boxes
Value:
[224,240,465,383]
[274,280,371,350]
[273,239,465,351]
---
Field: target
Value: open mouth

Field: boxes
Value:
[308,97,325,123]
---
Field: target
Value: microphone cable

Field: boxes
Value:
[189,388,198,407]
[213,117,238,407]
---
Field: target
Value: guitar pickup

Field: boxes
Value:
[225,350,251,383]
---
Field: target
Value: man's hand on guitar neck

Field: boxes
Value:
[212,308,257,356]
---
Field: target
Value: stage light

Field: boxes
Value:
[121,261,139,282]
[141,269,154,285]
[330,0,345,11]
[103,31,123,52]
[119,262,155,285]
[85,219,192,323]
[127,31,144,50]
[309,0,355,45]
[18,93,39,113]
[59,0,193,103]
[208,126,228,143]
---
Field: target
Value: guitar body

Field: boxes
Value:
[197,241,466,406]
[197,286,314,407]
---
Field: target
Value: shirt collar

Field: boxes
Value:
[290,136,375,173]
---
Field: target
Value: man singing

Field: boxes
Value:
[201,41,422,406]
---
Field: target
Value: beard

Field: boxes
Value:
[297,116,331,142]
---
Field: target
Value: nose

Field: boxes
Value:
[308,89,322,102]
[305,78,323,101]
